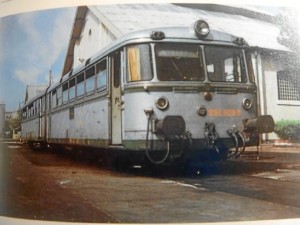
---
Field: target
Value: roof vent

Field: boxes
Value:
[150,31,165,40]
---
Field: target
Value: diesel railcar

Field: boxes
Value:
[21,20,274,164]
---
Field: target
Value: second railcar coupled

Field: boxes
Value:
[21,20,274,164]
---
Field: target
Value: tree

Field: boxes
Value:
[276,8,300,52]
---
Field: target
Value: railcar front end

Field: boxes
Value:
[122,21,274,164]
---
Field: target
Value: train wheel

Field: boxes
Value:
[215,141,229,160]
[27,141,35,149]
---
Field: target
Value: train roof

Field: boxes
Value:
[21,85,48,108]
[22,87,48,108]
[91,25,246,62]
[47,25,248,93]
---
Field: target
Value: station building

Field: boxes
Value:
[5,110,21,140]
[62,4,299,141]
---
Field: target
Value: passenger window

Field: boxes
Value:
[69,78,75,100]
[33,102,36,115]
[96,60,107,90]
[86,66,96,93]
[62,82,69,103]
[76,73,85,97]
[36,100,40,115]
[246,52,255,83]
[113,51,121,88]
[52,91,57,108]
[42,96,45,112]
[57,86,62,106]
[23,109,27,119]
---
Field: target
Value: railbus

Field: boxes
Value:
[21,20,274,165]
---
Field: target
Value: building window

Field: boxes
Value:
[277,70,300,101]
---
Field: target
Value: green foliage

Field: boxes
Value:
[274,120,300,140]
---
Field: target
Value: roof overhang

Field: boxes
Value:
[62,6,88,76]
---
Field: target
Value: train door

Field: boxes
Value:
[110,50,122,145]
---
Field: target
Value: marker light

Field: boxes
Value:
[155,97,169,110]
[242,98,252,110]
[194,20,210,38]
[197,106,207,117]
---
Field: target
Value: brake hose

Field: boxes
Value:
[145,116,170,164]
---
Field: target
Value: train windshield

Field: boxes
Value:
[205,46,247,83]
[155,44,205,81]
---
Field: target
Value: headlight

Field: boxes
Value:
[155,97,169,110]
[242,98,252,110]
[194,20,210,38]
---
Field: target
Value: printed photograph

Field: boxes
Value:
[1,1,300,224]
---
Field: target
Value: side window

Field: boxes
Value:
[29,104,33,117]
[85,66,96,93]
[22,108,27,119]
[42,96,45,113]
[36,99,40,115]
[246,52,255,83]
[113,51,121,88]
[52,90,57,108]
[69,78,76,100]
[48,93,51,110]
[62,82,69,103]
[96,60,107,90]
[57,86,62,106]
[76,73,85,97]
[33,102,36,115]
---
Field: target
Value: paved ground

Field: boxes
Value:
[1,142,300,224]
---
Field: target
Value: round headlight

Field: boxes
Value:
[155,97,169,110]
[242,98,252,110]
[194,20,210,38]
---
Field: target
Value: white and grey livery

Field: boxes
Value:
[21,20,274,164]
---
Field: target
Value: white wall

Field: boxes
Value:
[260,53,300,140]
[73,10,115,69]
